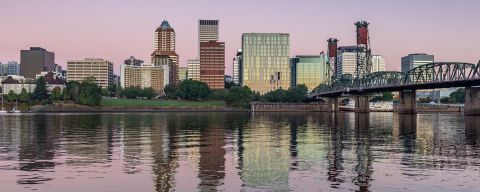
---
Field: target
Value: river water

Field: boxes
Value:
[0,112,479,192]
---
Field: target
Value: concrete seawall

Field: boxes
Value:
[251,102,330,112]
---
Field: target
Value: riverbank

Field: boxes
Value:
[30,98,246,112]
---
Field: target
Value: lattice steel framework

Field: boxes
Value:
[354,21,372,79]
[310,61,480,97]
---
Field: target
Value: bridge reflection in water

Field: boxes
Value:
[0,113,479,191]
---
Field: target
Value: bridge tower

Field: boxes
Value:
[327,38,339,79]
[354,21,372,79]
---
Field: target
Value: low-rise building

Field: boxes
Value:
[1,76,35,94]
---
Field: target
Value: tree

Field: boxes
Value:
[372,92,394,102]
[176,79,211,100]
[19,88,29,103]
[107,84,117,96]
[164,84,178,99]
[449,88,465,104]
[66,81,81,101]
[141,87,157,99]
[225,81,236,89]
[121,86,142,99]
[6,90,17,102]
[226,86,254,108]
[440,96,450,104]
[287,84,308,102]
[209,89,229,100]
[261,89,289,102]
[51,87,62,102]
[78,77,102,106]
[32,77,48,101]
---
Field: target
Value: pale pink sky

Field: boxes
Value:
[1,0,479,75]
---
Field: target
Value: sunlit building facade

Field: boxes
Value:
[290,54,329,91]
[179,67,188,81]
[371,55,385,72]
[66,58,114,88]
[198,20,219,49]
[336,46,357,76]
[152,20,179,85]
[200,41,225,89]
[241,33,290,94]
[187,59,200,81]
[121,64,165,94]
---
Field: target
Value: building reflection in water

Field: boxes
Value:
[465,115,480,147]
[197,114,226,191]
[399,114,417,154]
[1,112,480,191]
[354,113,373,192]
[150,114,177,191]
[325,112,345,186]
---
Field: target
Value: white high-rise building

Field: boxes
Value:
[371,55,385,72]
[198,20,219,48]
[187,59,200,81]
[401,53,434,73]
[233,49,242,85]
[336,46,357,76]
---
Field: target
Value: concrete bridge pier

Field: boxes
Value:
[354,95,371,113]
[465,87,480,115]
[398,90,417,114]
[326,97,339,113]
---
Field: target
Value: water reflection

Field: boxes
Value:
[0,112,479,191]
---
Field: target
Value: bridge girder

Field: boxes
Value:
[309,61,480,98]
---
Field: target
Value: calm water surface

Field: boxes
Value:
[0,112,479,192]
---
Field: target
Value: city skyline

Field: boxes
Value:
[1,0,479,75]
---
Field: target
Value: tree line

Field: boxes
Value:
[3,76,103,109]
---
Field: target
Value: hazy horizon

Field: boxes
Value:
[1,0,479,75]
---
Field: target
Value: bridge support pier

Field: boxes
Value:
[326,97,339,113]
[354,95,371,113]
[398,90,417,114]
[465,87,480,115]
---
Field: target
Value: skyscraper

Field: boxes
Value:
[232,49,242,85]
[290,54,329,91]
[187,59,200,81]
[241,33,290,94]
[198,20,219,50]
[401,53,434,73]
[336,46,357,76]
[200,41,225,89]
[152,20,179,85]
[20,47,55,78]
[371,55,385,72]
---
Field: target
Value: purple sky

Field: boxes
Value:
[1,0,479,75]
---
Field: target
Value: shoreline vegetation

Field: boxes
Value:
[2,77,466,113]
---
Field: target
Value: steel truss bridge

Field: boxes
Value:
[310,62,480,97]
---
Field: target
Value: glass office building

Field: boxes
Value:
[241,33,290,94]
[290,54,329,91]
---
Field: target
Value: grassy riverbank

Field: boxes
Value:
[100,98,225,107]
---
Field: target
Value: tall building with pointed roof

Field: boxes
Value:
[152,20,179,85]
